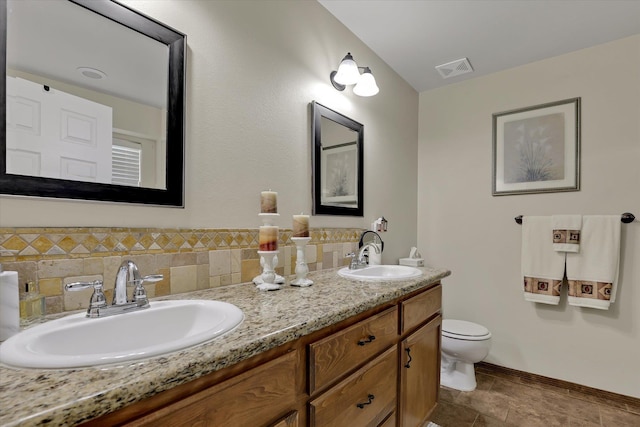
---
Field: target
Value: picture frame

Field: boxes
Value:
[492,97,581,196]
[321,141,358,206]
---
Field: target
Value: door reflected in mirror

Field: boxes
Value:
[311,101,363,216]
[1,0,186,206]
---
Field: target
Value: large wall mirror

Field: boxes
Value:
[0,0,186,206]
[311,101,363,216]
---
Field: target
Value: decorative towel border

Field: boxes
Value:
[553,229,581,245]
[568,280,612,301]
[524,276,562,296]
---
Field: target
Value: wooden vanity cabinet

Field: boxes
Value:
[123,349,301,427]
[83,282,442,427]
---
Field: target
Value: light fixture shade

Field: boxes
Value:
[353,68,379,97]
[333,53,361,85]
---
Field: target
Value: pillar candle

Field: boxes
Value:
[260,191,278,214]
[259,226,278,251]
[292,214,310,238]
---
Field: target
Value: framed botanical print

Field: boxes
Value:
[492,97,580,196]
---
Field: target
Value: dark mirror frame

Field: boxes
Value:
[0,0,186,206]
[311,101,364,216]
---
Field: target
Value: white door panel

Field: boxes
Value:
[6,149,41,176]
[60,157,97,182]
[6,77,113,183]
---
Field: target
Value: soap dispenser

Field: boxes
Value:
[0,259,20,341]
[20,281,46,320]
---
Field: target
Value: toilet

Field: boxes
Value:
[440,319,492,391]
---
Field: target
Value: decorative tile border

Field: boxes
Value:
[0,227,363,316]
[0,227,362,260]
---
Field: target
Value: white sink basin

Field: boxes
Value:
[338,265,423,281]
[0,300,244,369]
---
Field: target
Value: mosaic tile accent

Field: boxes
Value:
[0,227,362,315]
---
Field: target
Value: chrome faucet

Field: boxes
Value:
[346,241,382,270]
[358,241,381,263]
[65,260,163,318]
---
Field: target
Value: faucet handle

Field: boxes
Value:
[65,280,108,315]
[346,252,360,269]
[65,280,103,292]
[130,274,163,305]
[141,274,163,283]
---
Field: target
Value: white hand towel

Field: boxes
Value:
[566,215,621,310]
[522,216,566,305]
[552,215,582,253]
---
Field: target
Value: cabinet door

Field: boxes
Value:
[399,315,441,427]
[126,350,299,427]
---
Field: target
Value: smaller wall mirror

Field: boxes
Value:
[311,101,363,216]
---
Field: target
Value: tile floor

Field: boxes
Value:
[429,365,640,427]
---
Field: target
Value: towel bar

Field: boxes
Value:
[514,213,635,225]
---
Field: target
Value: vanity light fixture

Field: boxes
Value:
[330,52,379,97]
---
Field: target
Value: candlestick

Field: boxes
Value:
[290,237,313,287]
[292,214,309,238]
[260,190,278,214]
[256,251,280,291]
[259,225,278,251]
[254,214,284,285]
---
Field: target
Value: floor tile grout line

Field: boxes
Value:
[470,413,479,426]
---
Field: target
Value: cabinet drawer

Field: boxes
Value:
[401,284,441,334]
[126,350,299,427]
[309,346,397,427]
[379,412,396,427]
[309,306,398,394]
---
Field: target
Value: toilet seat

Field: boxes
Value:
[442,319,491,341]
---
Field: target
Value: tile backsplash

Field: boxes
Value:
[0,227,362,316]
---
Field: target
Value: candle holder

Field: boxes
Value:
[258,212,279,226]
[253,213,285,285]
[256,251,281,291]
[290,237,313,287]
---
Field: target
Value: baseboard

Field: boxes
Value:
[476,362,640,408]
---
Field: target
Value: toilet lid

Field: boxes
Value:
[442,319,490,338]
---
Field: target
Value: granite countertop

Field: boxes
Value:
[0,266,450,427]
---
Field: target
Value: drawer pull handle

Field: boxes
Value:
[356,394,375,409]
[405,348,412,368]
[357,335,376,346]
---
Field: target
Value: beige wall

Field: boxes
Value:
[0,0,419,264]
[418,35,640,397]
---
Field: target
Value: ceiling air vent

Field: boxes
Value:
[435,58,474,79]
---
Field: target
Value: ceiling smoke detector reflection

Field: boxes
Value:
[77,66,107,80]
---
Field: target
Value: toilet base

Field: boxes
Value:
[440,360,478,391]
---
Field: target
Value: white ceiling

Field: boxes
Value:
[318,0,640,93]
[7,0,168,108]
